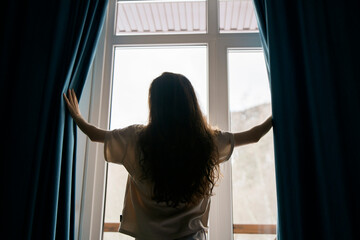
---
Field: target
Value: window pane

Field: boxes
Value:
[115,0,207,35]
[219,0,258,33]
[228,50,276,229]
[104,46,207,240]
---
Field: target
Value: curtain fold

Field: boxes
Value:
[1,0,108,239]
[252,1,360,239]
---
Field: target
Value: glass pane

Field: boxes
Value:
[228,50,277,228]
[219,0,258,33]
[115,0,207,35]
[104,46,208,240]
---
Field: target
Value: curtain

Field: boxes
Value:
[252,1,360,239]
[1,0,108,239]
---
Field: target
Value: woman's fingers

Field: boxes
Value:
[71,89,78,106]
[63,89,77,111]
[68,89,74,106]
[64,91,74,111]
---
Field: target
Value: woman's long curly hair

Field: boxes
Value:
[138,72,219,207]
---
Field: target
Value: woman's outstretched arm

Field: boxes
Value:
[63,89,108,143]
[233,116,273,147]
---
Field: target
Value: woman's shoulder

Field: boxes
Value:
[116,124,146,133]
[128,124,146,131]
[107,124,146,142]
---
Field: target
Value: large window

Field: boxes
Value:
[228,50,276,240]
[83,1,276,240]
[104,46,207,240]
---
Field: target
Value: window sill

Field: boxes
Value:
[103,222,276,234]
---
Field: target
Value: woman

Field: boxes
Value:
[64,72,272,240]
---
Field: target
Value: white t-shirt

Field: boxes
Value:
[104,124,234,240]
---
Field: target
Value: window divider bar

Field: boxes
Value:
[110,32,260,46]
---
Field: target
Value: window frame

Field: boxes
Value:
[80,0,263,239]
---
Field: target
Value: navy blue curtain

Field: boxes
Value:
[253,1,360,239]
[1,0,108,239]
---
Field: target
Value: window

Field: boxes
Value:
[104,46,208,240]
[228,50,276,240]
[83,1,276,239]
[219,0,258,33]
[115,0,207,35]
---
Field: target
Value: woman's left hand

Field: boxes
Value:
[63,89,81,120]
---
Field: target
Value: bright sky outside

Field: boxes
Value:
[228,50,270,112]
[110,46,208,129]
[110,46,270,130]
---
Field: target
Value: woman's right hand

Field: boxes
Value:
[233,115,272,147]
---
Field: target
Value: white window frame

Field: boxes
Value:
[80,0,262,239]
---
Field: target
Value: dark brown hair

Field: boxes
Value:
[139,72,219,207]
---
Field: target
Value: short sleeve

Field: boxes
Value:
[104,125,142,170]
[215,131,234,163]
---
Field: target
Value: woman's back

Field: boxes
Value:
[104,124,234,239]
[138,72,220,208]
